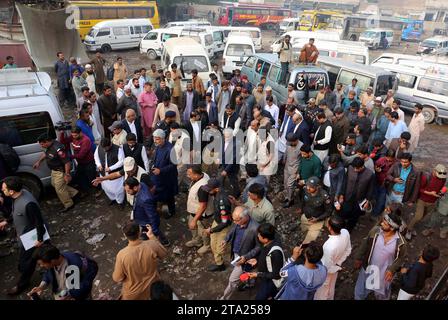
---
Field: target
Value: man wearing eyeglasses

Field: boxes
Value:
[405,164,447,241]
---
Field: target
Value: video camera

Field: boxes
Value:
[54,121,72,131]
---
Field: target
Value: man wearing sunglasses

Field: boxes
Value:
[405,164,447,241]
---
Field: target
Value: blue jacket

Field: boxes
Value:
[276,260,327,300]
[294,120,311,147]
[133,182,161,237]
[43,252,98,300]
[374,115,390,141]
[279,114,295,137]
[76,119,96,152]
[151,141,178,199]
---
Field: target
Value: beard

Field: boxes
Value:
[87,70,94,75]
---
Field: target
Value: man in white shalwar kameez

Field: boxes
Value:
[408,104,425,153]
[94,139,125,204]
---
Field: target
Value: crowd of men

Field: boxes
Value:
[0,49,446,301]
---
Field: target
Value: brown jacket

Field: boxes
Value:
[192,76,205,97]
[89,57,107,84]
[386,162,420,203]
[355,226,407,273]
[113,239,167,300]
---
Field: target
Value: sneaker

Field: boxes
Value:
[421,229,434,237]
[185,239,203,248]
[208,264,226,272]
[405,230,412,241]
[197,244,211,255]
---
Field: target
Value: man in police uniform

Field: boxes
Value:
[202,178,232,272]
[33,133,78,213]
[297,176,332,244]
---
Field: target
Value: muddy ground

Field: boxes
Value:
[0,32,446,300]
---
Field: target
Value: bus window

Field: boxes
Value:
[80,8,100,20]
[101,8,118,19]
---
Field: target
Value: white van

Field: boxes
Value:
[84,19,153,52]
[371,62,448,124]
[168,26,215,59]
[0,68,65,198]
[161,37,212,91]
[222,34,255,78]
[271,30,341,51]
[359,29,394,49]
[139,28,180,59]
[372,53,448,75]
[417,36,448,55]
[278,18,301,34]
[291,39,369,65]
[163,19,211,28]
[213,26,262,50]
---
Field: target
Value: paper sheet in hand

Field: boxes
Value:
[20,227,50,251]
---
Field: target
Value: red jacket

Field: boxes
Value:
[60,133,94,165]
[419,173,446,203]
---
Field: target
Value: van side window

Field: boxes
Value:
[0,112,56,147]
[255,60,270,77]
[339,70,372,93]
[244,56,256,69]
[418,77,448,95]
[162,33,178,42]
[113,27,130,36]
[142,25,152,33]
[268,65,280,83]
[96,28,110,37]
[134,26,142,34]
[397,73,417,89]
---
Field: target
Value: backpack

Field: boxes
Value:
[267,245,286,289]
[0,143,20,174]
[106,65,114,81]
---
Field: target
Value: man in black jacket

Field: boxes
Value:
[338,157,375,231]
[220,206,260,300]
[121,109,143,144]
[247,223,284,300]
[0,176,48,295]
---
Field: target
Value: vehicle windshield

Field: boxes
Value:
[361,31,378,38]
[327,17,344,29]
[87,28,96,37]
[226,44,254,56]
[300,15,313,27]
[173,56,209,73]
[422,40,439,48]
[280,21,290,27]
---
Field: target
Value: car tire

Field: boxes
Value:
[422,107,436,124]
[147,49,158,60]
[101,44,112,53]
[18,174,43,200]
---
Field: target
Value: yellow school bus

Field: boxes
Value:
[69,1,159,40]
[299,10,345,33]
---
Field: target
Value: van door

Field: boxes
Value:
[95,28,112,50]
[130,26,142,48]
[267,64,286,104]
[112,26,131,49]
